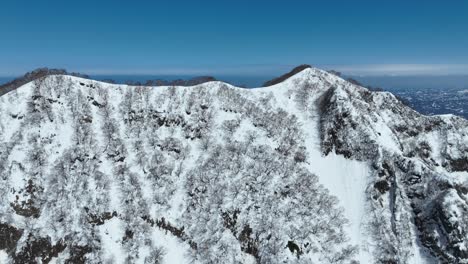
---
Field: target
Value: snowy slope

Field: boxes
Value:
[0,67,467,264]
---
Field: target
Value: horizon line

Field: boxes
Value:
[1,64,468,77]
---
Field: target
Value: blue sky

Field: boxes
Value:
[1,0,467,76]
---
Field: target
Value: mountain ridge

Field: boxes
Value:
[0,66,467,263]
[2,66,467,122]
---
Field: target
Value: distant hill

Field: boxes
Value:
[0,68,218,97]
[0,68,89,97]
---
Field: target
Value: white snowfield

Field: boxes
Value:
[0,67,467,264]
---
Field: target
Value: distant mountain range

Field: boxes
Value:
[2,68,468,89]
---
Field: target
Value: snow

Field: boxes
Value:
[305,111,374,262]
[99,217,126,263]
[98,217,190,264]
[1,67,467,263]
[244,71,376,262]
[308,152,373,260]
[0,251,9,263]
[376,111,403,153]
[151,228,191,264]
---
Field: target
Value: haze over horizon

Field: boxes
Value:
[1,0,467,77]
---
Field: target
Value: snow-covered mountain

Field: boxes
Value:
[0,67,467,264]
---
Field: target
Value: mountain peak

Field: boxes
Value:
[262,64,312,86]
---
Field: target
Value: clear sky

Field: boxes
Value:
[1,0,468,76]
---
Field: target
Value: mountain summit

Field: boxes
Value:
[0,67,467,263]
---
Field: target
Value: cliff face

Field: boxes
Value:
[0,67,466,263]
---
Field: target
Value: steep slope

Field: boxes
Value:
[0,67,467,263]
[318,77,468,263]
